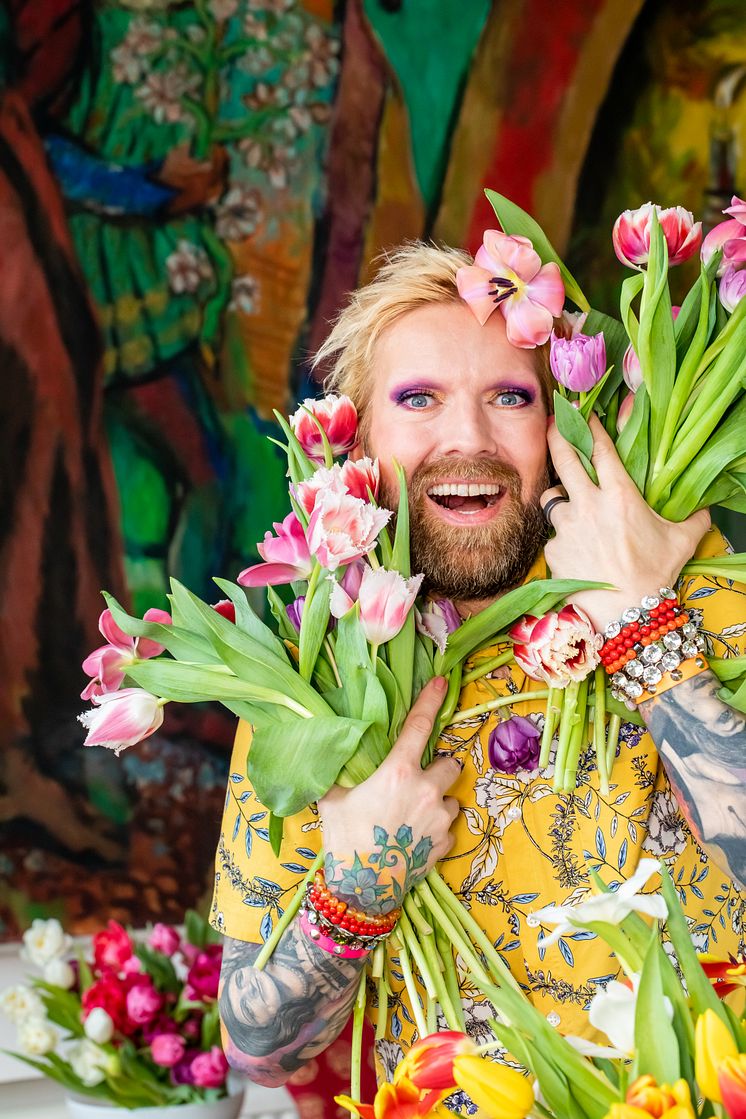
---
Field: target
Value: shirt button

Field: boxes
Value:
[546,1012,561,1027]
[507,806,521,820]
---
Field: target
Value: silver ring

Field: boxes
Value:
[542,495,569,527]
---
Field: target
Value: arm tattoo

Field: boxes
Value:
[324,824,433,915]
[218,920,365,1086]
[640,669,746,884]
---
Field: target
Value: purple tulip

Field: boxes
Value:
[549,330,606,392]
[285,595,306,633]
[487,715,541,775]
[416,598,462,655]
[719,264,746,313]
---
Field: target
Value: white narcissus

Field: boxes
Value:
[587,975,673,1056]
[22,918,72,967]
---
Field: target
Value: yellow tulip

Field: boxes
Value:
[695,1009,739,1102]
[452,1055,534,1119]
[605,1105,654,1119]
[624,1074,695,1119]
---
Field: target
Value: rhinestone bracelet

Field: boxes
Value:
[601,588,707,708]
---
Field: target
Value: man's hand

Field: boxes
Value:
[541,413,710,632]
[318,677,461,914]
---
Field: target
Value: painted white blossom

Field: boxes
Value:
[532,859,667,947]
[17,1016,58,1056]
[0,984,45,1022]
[84,1008,115,1045]
[43,959,75,989]
[22,918,71,967]
[166,241,213,295]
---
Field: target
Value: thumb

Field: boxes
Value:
[385,677,448,769]
[682,506,712,550]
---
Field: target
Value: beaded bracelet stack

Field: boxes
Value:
[300,869,400,955]
[599,587,707,708]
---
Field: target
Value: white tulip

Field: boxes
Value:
[67,1039,110,1087]
[0,984,45,1022]
[22,919,71,967]
[43,958,75,989]
[84,1008,114,1044]
[17,1016,58,1056]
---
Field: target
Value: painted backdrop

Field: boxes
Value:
[1,0,744,941]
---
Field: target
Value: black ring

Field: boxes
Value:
[542,495,570,527]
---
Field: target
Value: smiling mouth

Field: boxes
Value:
[426,482,503,514]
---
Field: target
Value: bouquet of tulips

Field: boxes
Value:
[455,190,746,794]
[0,912,230,1108]
[336,859,746,1119]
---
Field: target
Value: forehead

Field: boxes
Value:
[370,301,542,390]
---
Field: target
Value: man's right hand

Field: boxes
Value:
[318,677,461,915]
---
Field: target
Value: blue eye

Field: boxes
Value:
[399,391,433,409]
[496,390,531,406]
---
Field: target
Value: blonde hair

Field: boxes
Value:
[316,241,552,423]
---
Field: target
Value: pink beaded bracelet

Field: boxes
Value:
[299,910,370,959]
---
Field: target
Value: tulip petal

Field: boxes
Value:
[238,561,312,587]
[481,229,541,281]
[98,609,135,654]
[456,265,497,326]
[502,295,554,348]
[525,261,565,316]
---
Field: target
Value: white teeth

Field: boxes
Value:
[427,483,501,497]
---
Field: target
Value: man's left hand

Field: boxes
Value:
[541,413,710,632]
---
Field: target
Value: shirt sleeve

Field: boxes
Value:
[210,720,321,943]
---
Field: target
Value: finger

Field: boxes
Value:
[546,415,597,498]
[426,754,463,794]
[539,485,570,529]
[681,506,712,550]
[586,413,633,488]
[386,677,448,767]
[443,795,460,823]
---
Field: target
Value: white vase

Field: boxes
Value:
[64,1087,244,1119]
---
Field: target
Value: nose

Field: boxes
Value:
[436,397,500,458]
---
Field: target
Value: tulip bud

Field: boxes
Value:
[84,1007,115,1044]
[78,688,165,755]
[613,203,701,269]
[616,392,636,435]
[549,330,606,392]
[695,1009,739,1101]
[718,1054,746,1119]
[719,265,746,313]
[622,343,642,392]
[453,1055,534,1119]
[290,395,358,462]
[488,715,541,775]
[357,567,423,645]
[395,1031,475,1090]
[43,958,75,990]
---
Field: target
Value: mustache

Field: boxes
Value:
[408,457,523,497]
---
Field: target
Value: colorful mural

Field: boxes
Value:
[1,0,744,943]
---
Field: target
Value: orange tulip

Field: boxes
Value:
[395,1031,476,1091]
[624,1074,695,1119]
[719,1054,746,1119]
[336,1075,444,1119]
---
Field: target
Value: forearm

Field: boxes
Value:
[218,920,365,1087]
[639,668,746,883]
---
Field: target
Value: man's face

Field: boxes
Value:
[360,301,550,603]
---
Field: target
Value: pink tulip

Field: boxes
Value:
[456,229,565,347]
[718,264,746,312]
[126,978,163,1027]
[212,600,236,623]
[81,607,172,700]
[622,342,643,392]
[549,330,606,392]
[190,1045,229,1089]
[416,598,462,655]
[293,465,347,517]
[339,457,380,503]
[290,394,358,461]
[78,688,165,755]
[357,567,424,645]
[150,1033,186,1068]
[616,392,636,434]
[148,923,181,956]
[612,203,701,268]
[328,559,367,619]
[509,605,601,687]
[238,512,313,587]
[701,219,746,274]
[307,491,391,572]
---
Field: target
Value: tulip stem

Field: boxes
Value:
[539,687,562,768]
[446,690,550,726]
[389,930,428,1038]
[349,968,367,1111]
[461,648,514,685]
[398,908,438,1000]
[558,675,589,792]
[552,679,580,793]
[593,668,609,797]
[324,638,342,688]
[435,922,467,1033]
[605,713,622,781]
[370,643,379,669]
[254,854,323,970]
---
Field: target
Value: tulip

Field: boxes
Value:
[328,560,367,619]
[290,394,358,461]
[293,465,347,517]
[22,918,71,967]
[150,1032,186,1068]
[701,219,746,273]
[532,858,666,948]
[452,1054,534,1119]
[357,567,424,646]
[78,688,165,755]
[395,1031,476,1090]
[285,595,305,632]
[549,330,606,392]
[340,456,380,502]
[336,1075,443,1119]
[622,343,643,392]
[456,229,565,347]
[509,604,601,688]
[719,264,746,312]
[415,598,462,655]
[695,1009,739,1101]
[81,607,172,700]
[625,1075,695,1119]
[238,512,314,587]
[212,600,236,623]
[17,1016,58,1057]
[126,978,163,1027]
[191,1045,229,1089]
[43,958,75,989]
[617,391,636,434]
[148,923,181,956]
[612,203,701,269]
[307,491,391,572]
[488,715,541,775]
[698,954,746,998]
[719,1054,746,1119]
[84,1007,114,1044]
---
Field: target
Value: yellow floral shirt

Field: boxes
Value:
[210,527,745,1081]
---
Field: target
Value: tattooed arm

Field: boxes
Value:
[219,678,461,1083]
[639,669,746,884]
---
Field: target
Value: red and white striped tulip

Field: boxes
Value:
[719,1055,746,1119]
[509,604,601,687]
[290,395,358,462]
[78,688,165,755]
[612,203,701,269]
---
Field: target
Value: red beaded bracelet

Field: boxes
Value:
[308,870,400,938]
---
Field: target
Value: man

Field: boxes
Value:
[210,243,746,1087]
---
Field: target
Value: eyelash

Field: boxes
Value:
[396,388,533,408]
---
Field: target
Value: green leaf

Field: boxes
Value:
[134,943,180,994]
[708,652,746,681]
[485,189,589,311]
[619,272,644,352]
[102,593,220,665]
[333,605,373,719]
[272,409,315,482]
[388,463,415,708]
[298,565,331,681]
[674,250,721,360]
[249,716,374,816]
[553,391,599,483]
[212,579,289,659]
[185,909,207,949]
[266,585,299,643]
[659,396,746,519]
[637,212,676,454]
[660,865,729,1026]
[615,384,650,494]
[374,657,407,739]
[633,932,680,1084]
[269,811,284,856]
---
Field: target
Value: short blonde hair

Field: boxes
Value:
[316,241,552,423]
